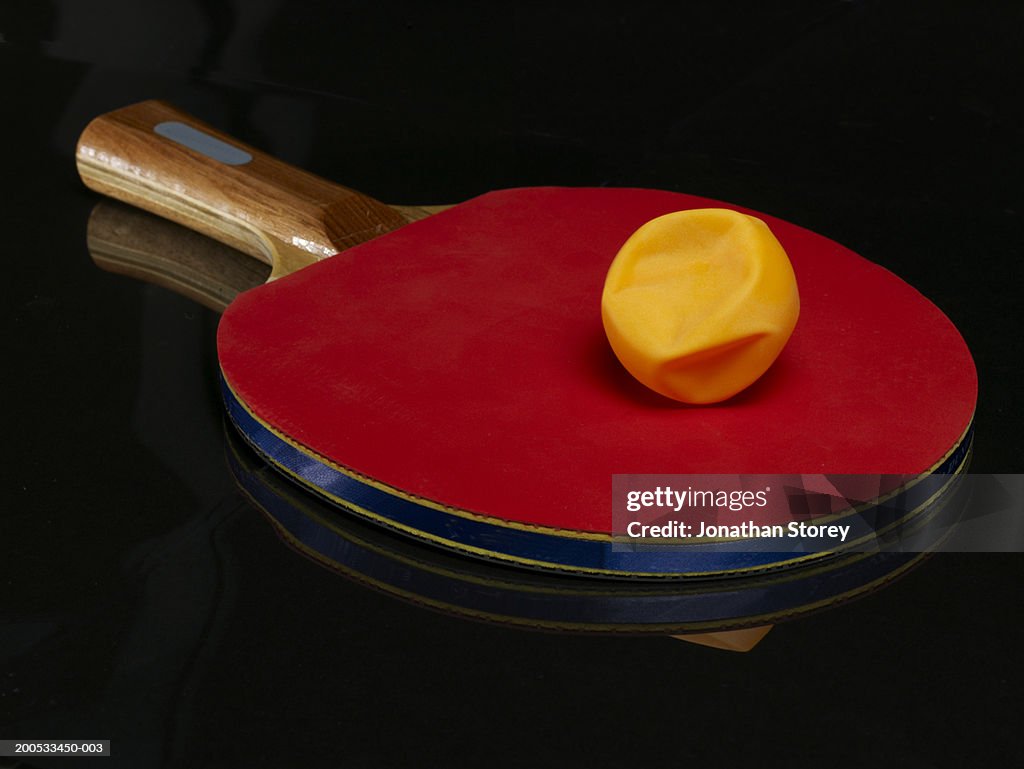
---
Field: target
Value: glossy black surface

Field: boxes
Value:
[3,3,1022,767]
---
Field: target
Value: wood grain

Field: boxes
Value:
[77,100,437,280]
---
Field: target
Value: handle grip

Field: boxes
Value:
[76,100,408,279]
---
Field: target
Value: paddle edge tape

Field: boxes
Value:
[221,372,973,579]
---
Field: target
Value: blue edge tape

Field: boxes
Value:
[222,375,972,577]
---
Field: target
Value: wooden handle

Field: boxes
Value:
[76,100,410,279]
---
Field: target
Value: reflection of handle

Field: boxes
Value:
[76,100,409,279]
[88,201,269,313]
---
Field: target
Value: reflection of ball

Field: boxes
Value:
[601,208,800,404]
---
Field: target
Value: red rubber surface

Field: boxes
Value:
[218,187,977,534]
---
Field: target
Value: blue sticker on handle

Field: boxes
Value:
[154,121,253,165]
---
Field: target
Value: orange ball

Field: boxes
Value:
[602,208,800,404]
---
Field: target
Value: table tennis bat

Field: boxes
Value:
[76,100,977,578]
[83,210,969,652]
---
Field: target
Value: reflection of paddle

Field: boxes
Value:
[88,200,269,311]
[78,100,977,577]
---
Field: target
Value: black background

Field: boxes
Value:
[3,2,1022,768]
